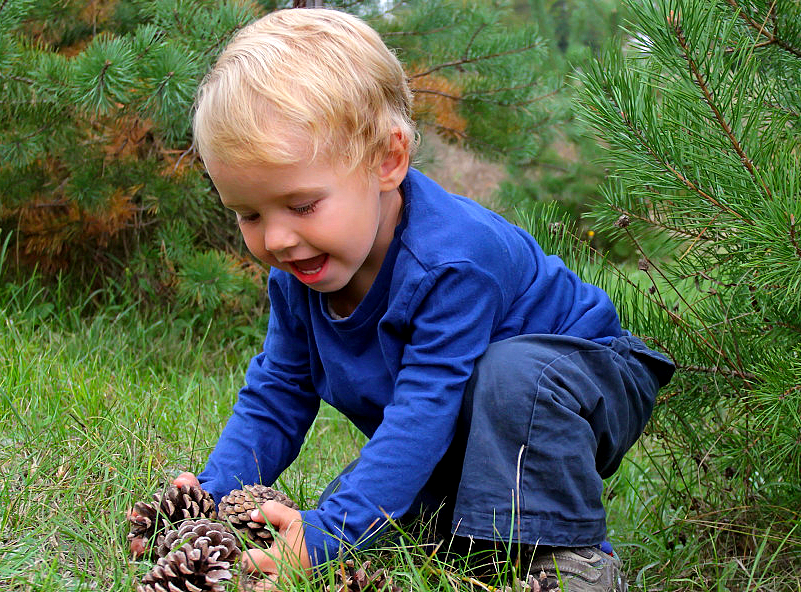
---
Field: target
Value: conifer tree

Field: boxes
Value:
[0,0,557,315]
[540,0,800,582]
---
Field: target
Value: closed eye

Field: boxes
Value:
[291,201,318,215]
[237,212,260,223]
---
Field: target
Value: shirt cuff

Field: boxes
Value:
[299,509,350,567]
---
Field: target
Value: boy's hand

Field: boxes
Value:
[127,472,202,556]
[240,501,312,590]
[172,471,201,488]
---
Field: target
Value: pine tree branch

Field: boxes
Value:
[671,18,773,201]
[677,364,757,381]
[5,73,35,85]
[412,85,557,108]
[203,22,247,58]
[409,42,541,79]
[462,23,488,62]
[513,88,563,107]
[383,24,457,37]
[609,204,713,240]
[411,88,461,101]
[615,107,753,224]
[465,81,550,97]
[618,220,750,387]
[789,214,801,258]
[781,385,801,399]
[724,0,801,58]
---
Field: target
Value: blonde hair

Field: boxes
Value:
[193,8,416,171]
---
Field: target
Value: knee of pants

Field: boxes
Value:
[464,334,652,476]
[464,336,575,444]
[466,335,585,408]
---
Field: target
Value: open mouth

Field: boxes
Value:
[289,254,329,283]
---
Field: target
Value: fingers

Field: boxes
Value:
[129,536,148,557]
[239,573,278,592]
[241,548,278,574]
[173,471,201,488]
[241,502,311,576]
[249,500,299,528]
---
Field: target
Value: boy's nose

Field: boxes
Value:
[263,223,299,254]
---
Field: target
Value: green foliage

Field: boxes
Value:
[1,0,572,319]
[360,0,555,163]
[0,0,260,306]
[538,0,801,584]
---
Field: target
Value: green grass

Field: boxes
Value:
[1,266,800,590]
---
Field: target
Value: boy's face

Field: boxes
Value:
[206,148,404,312]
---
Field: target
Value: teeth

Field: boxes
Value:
[298,266,322,275]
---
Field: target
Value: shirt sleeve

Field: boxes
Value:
[300,263,504,565]
[198,275,320,503]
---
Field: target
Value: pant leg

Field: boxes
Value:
[451,333,673,547]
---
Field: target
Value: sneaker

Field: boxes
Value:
[522,546,628,592]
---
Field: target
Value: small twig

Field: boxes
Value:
[780,384,801,398]
[7,73,36,85]
[678,212,722,260]
[172,145,197,174]
[671,19,772,200]
[615,107,752,224]
[411,88,461,101]
[202,22,247,57]
[609,205,712,240]
[383,24,455,37]
[413,86,558,108]
[464,81,545,97]
[461,22,487,62]
[622,225,749,387]
[409,41,541,79]
[512,87,563,107]
[789,214,801,258]
[725,0,801,58]
[677,364,757,381]
[724,39,774,53]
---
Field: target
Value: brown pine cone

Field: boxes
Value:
[157,518,241,562]
[137,539,234,592]
[326,559,401,592]
[217,484,299,548]
[128,484,218,559]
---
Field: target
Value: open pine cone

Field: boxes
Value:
[137,537,236,592]
[326,559,401,592]
[156,518,242,561]
[128,484,218,559]
[217,484,299,548]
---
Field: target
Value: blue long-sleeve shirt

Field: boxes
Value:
[197,168,623,564]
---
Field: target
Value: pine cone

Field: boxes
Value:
[326,559,401,592]
[137,539,235,592]
[217,484,299,547]
[157,518,241,561]
[128,484,218,559]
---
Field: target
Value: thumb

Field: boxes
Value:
[250,500,297,528]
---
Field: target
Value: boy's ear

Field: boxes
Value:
[377,128,410,191]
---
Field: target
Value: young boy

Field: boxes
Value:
[175,8,674,591]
